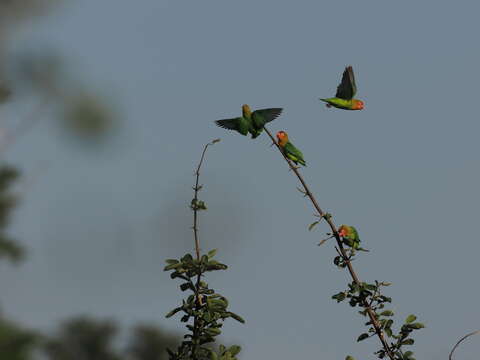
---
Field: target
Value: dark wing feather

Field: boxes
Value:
[252,108,283,124]
[214,117,240,130]
[335,66,356,100]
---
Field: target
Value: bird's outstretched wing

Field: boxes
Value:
[252,108,283,124]
[214,118,239,130]
[335,66,357,100]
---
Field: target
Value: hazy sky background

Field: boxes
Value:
[1,1,480,359]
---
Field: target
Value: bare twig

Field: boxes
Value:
[192,139,219,260]
[264,126,396,360]
[191,138,219,360]
[449,330,480,360]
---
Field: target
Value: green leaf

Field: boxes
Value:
[181,254,194,263]
[403,351,414,359]
[308,221,319,231]
[207,249,217,258]
[405,314,417,323]
[164,263,182,271]
[227,345,241,356]
[165,307,182,318]
[170,271,189,280]
[205,327,222,336]
[345,356,355,360]
[228,312,245,324]
[210,350,219,360]
[332,292,346,302]
[180,282,194,292]
[401,338,414,346]
[365,283,377,291]
[384,327,393,337]
[380,310,394,317]
[165,259,179,265]
[409,322,425,329]
[357,333,369,342]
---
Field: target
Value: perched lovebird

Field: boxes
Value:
[276,131,306,166]
[320,66,364,110]
[338,224,360,248]
[215,105,282,139]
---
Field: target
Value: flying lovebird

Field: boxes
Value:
[338,224,360,249]
[276,131,306,166]
[320,66,364,110]
[214,105,283,139]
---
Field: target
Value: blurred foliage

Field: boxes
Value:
[14,50,116,142]
[15,51,64,95]
[0,2,173,360]
[0,0,60,22]
[0,83,12,103]
[44,317,121,360]
[43,317,181,360]
[63,92,113,141]
[0,165,24,263]
[127,325,180,360]
[0,316,38,360]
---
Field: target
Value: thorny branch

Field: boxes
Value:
[191,139,219,360]
[263,126,396,360]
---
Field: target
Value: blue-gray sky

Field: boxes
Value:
[1,1,480,359]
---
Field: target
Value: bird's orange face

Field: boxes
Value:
[276,131,289,146]
[353,100,364,110]
[338,226,347,237]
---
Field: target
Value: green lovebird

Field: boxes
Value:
[276,131,306,166]
[338,224,360,248]
[320,66,364,110]
[214,105,283,139]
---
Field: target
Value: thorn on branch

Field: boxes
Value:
[318,235,335,246]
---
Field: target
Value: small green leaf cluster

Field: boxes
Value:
[374,315,424,360]
[164,250,244,360]
[207,344,241,360]
[332,281,391,309]
[332,280,424,360]
[190,199,207,211]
